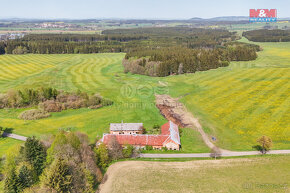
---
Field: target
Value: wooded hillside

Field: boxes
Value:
[243,29,290,42]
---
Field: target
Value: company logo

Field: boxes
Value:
[249,9,277,22]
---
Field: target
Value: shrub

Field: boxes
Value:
[0,94,8,109]
[161,147,168,151]
[39,100,63,112]
[0,127,4,137]
[18,109,50,120]
[86,95,102,107]
[122,144,134,158]
[12,46,28,55]
[101,99,113,106]
[145,145,153,151]
[95,143,110,169]
[66,99,86,109]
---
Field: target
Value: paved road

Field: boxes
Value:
[2,132,27,141]
[139,150,290,158]
[3,132,290,158]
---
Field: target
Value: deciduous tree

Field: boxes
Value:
[257,136,273,154]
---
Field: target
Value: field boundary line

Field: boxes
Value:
[139,150,290,158]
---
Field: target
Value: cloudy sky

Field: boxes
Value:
[0,0,288,19]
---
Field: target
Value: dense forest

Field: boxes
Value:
[123,42,259,77]
[0,27,237,54]
[1,131,136,192]
[243,29,290,42]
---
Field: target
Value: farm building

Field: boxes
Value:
[109,122,143,134]
[101,121,180,150]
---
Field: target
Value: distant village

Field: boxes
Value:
[0,33,25,41]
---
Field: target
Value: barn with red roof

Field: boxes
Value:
[101,121,180,150]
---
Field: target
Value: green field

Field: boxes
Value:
[0,138,23,157]
[0,39,289,153]
[168,39,290,150]
[102,155,290,193]
[0,53,209,155]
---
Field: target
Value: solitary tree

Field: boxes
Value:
[95,143,110,169]
[257,136,273,154]
[108,136,123,160]
[210,147,222,160]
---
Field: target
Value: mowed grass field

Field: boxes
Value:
[0,39,289,153]
[0,53,209,156]
[101,155,290,193]
[167,39,290,150]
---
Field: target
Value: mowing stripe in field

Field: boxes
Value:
[214,75,283,124]
[208,68,284,110]
[197,68,271,106]
[246,84,290,139]
[220,68,288,121]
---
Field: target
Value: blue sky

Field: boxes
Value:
[0,0,289,19]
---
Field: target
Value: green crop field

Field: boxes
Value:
[0,38,289,154]
[102,155,290,193]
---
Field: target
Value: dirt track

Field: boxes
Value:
[155,94,231,153]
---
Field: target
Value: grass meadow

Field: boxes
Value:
[0,39,289,154]
[166,39,290,150]
[103,155,290,193]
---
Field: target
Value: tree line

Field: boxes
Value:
[0,87,113,120]
[0,87,113,109]
[243,29,290,42]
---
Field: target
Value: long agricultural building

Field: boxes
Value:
[101,121,181,150]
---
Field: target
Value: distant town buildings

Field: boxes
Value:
[35,22,75,29]
[0,33,25,41]
[101,121,181,150]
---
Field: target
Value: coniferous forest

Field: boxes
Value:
[0,27,260,77]
[243,29,290,42]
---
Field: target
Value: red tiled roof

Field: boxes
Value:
[102,121,180,147]
[102,134,169,146]
[161,122,170,135]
